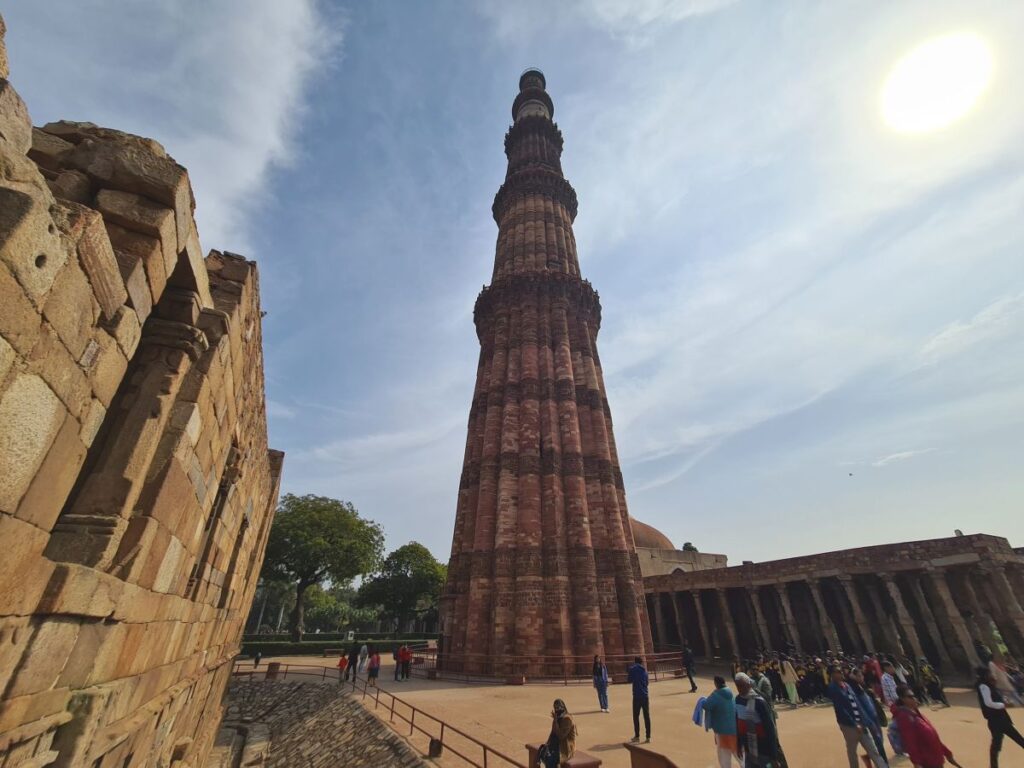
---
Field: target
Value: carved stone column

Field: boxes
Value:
[907,574,954,669]
[693,590,714,658]
[882,573,926,661]
[670,592,688,648]
[46,291,208,568]
[809,579,842,652]
[865,579,902,653]
[838,576,872,651]
[750,587,772,651]
[927,569,981,669]
[961,571,1008,662]
[980,564,1024,651]
[716,588,741,657]
[652,593,668,649]
[774,583,802,653]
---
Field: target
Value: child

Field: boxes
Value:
[337,655,349,683]
[368,647,381,687]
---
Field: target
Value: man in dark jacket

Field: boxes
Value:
[683,647,698,693]
[627,656,651,744]
[734,673,781,767]
[825,666,886,768]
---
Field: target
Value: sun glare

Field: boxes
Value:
[881,32,994,134]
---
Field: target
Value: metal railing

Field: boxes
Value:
[230,660,526,768]
[411,649,686,684]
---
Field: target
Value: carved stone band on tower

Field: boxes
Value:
[439,70,654,676]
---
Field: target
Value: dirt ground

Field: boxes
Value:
[243,656,1024,768]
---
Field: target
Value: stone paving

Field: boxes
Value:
[214,680,429,768]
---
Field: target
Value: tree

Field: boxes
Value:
[357,542,446,634]
[682,542,698,552]
[261,494,384,641]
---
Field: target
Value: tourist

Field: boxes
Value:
[592,655,610,713]
[683,646,698,693]
[880,662,899,707]
[399,644,413,681]
[702,675,739,768]
[748,667,776,722]
[989,659,1024,707]
[734,673,781,768]
[780,657,799,706]
[766,658,785,705]
[393,645,401,681]
[825,666,887,768]
[977,666,1024,767]
[891,684,962,768]
[538,699,577,768]
[920,658,949,707]
[864,654,884,699]
[358,641,369,673]
[627,656,651,744]
[847,667,888,767]
[346,644,360,680]
[367,646,381,687]
[337,654,348,683]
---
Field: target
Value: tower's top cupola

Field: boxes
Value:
[513,67,554,121]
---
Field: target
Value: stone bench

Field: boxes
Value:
[526,743,601,768]
[321,648,344,657]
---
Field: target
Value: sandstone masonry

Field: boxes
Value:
[0,16,283,768]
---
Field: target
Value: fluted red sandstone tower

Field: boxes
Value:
[440,70,653,672]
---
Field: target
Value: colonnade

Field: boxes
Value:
[646,562,1024,672]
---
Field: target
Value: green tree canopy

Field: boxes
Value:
[357,542,446,633]
[682,542,699,552]
[262,493,383,640]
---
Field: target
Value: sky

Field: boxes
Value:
[6,0,1023,564]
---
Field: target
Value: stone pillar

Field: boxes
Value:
[809,579,842,652]
[716,588,740,657]
[670,592,688,648]
[774,583,802,653]
[980,564,1024,651]
[907,574,954,670]
[837,576,872,651]
[46,298,208,568]
[961,571,1007,662]
[881,574,926,661]
[693,590,714,658]
[927,569,981,669]
[750,587,772,652]
[864,580,902,653]
[652,593,668,649]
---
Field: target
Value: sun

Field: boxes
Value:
[880,32,994,134]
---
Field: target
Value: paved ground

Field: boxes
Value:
[241,657,1021,768]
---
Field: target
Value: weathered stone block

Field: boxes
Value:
[72,204,129,321]
[105,304,141,359]
[0,332,13,384]
[96,188,177,273]
[26,322,92,419]
[85,329,127,409]
[15,412,87,530]
[42,255,99,359]
[114,248,152,325]
[0,186,67,308]
[28,127,73,171]
[172,219,213,309]
[0,78,31,155]
[78,397,106,448]
[4,618,80,697]
[0,617,31,693]
[47,168,92,203]
[0,372,65,512]
[36,564,123,619]
[0,687,71,737]
[0,261,41,355]
[106,222,167,305]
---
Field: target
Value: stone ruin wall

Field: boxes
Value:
[0,16,283,768]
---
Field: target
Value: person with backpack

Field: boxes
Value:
[891,684,962,768]
[537,699,576,768]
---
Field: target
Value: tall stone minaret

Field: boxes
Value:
[440,70,653,673]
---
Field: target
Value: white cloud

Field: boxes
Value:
[915,292,1024,368]
[5,0,342,255]
[871,449,935,467]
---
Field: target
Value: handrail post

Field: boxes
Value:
[410,708,415,736]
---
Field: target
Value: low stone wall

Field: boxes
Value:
[213,681,428,768]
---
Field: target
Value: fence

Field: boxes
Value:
[412,649,686,685]
[230,660,526,768]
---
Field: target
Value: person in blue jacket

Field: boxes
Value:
[825,666,887,768]
[702,675,739,767]
[627,656,651,743]
[592,655,610,713]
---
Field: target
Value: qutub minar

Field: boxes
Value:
[440,69,654,671]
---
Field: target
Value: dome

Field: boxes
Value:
[629,517,675,551]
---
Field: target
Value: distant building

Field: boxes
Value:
[629,517,728,577]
